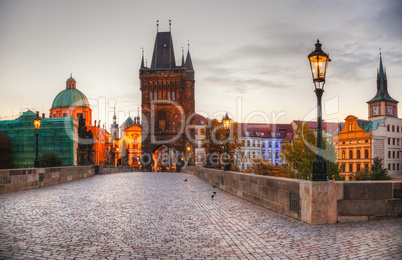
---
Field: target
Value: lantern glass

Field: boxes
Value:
[34,117,41,130]
[309,54,329,82]
[222,113,231,130]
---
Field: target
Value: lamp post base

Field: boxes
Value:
[34,159,40,168]
[312,155,328,181]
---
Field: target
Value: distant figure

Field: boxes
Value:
[184,179,188,182]
[211,194,215,199]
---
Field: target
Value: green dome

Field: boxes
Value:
[51,88,90,109]
[67,77,76,82]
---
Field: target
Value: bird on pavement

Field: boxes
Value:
[184,179,188,182]
[213,191,217,195]
[211,194,215,199]
[212,185,216,188]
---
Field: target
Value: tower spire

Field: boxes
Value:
[181,47,185,67]
[141,48,145,68]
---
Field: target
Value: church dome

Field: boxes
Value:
[51,75,90,109]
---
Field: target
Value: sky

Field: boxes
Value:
[1,0,401,128]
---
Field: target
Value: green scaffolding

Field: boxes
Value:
[0,111,77,168]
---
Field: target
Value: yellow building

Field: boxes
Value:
[333,115,373,180]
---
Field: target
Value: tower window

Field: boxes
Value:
[154,92,158,100]
[172,92,176,100]
[168,92,171,100]
[150,92,153,100]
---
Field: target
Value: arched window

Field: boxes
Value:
[357,150,361,159]
[342,151,346,159]
[168,92,171,100]
[247,140,250,146]
[172,92,176,100]
[365,149,369,159]
[154,91,158,99]
[150,92,153,100]
[349,150,353,159]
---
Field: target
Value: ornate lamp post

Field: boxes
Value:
[222,113,232,171]
[308,39,331,181]
[33,112,41,168]
[187,146,191,166]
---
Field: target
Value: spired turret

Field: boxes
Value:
[367,53,398,120]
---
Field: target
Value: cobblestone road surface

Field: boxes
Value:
[0,172,401,259]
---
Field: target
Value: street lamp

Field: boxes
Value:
[187,146,191,166]
[308,39,331,181]
[222,112,232,171]
[33,112,41,168]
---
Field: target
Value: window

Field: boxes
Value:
[349,164,353,172]
[168,92,171,100]
[398,164,400,171]
[393,139,396,145]
[388,138,391,145]
[357,164,360,171]
[172,92,176,100]
[154,92,158,99]
[388,164,391,170]
[387,125,390,131]
[365,149,369,159]
[195,129,198,135]
[393,151,395,158]
[247,140,250,147]
[349,150,353,159]
[392,125,395,132]
[342,164,346,172]
[388,151,391,158]
[150,92,153,100]
[364,164,369,169]
[269,142,272,148]
[275,143,279,148]
[398,139,400,146]
[342,151,346,159]
[397,126,400,132]
[252,140,255,147]
[393,164,395,170]
[357,150,361,159]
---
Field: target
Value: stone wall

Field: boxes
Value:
[184,167,402,224]
[185,166,302,220]
[0,166,94,193]
[0,165,138,194]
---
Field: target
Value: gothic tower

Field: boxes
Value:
[367,53,398,120]
[139,22,195,170]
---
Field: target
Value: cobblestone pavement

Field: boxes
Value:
[0,172,401,259]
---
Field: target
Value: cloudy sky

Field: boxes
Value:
[1,0,401,127]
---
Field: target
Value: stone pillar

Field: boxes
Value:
[300,181,344,224]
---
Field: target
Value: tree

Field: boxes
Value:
[0,133,13,169]
[355,157,391,180]
[282,122,341,180]
[39,151,63,168]
[370,157,391,180]
[202,117,243,170]
[250,158,284,177]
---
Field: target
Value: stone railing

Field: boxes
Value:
[0,165,137,194]
[183,166,402,224]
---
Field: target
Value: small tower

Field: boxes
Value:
[110,107,119,139]
[367,53,398,120]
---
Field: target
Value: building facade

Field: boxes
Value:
[139,27,195,171]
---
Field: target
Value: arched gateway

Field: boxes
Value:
[139,23,195,171]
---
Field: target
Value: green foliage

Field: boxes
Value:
[250,158,284,177]
[0,133,13,169]
[39,151,64,168]
[370,157,391,180]
[282,122,341,180]
[354,157,391,181]
[355,168,371,180]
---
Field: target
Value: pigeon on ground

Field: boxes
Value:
[184,179,188,182]
[213,192,217,195]
[211,194,215,199]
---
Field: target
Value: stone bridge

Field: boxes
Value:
[0,172,401,259]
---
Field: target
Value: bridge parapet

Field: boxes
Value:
[184,167,402,224]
